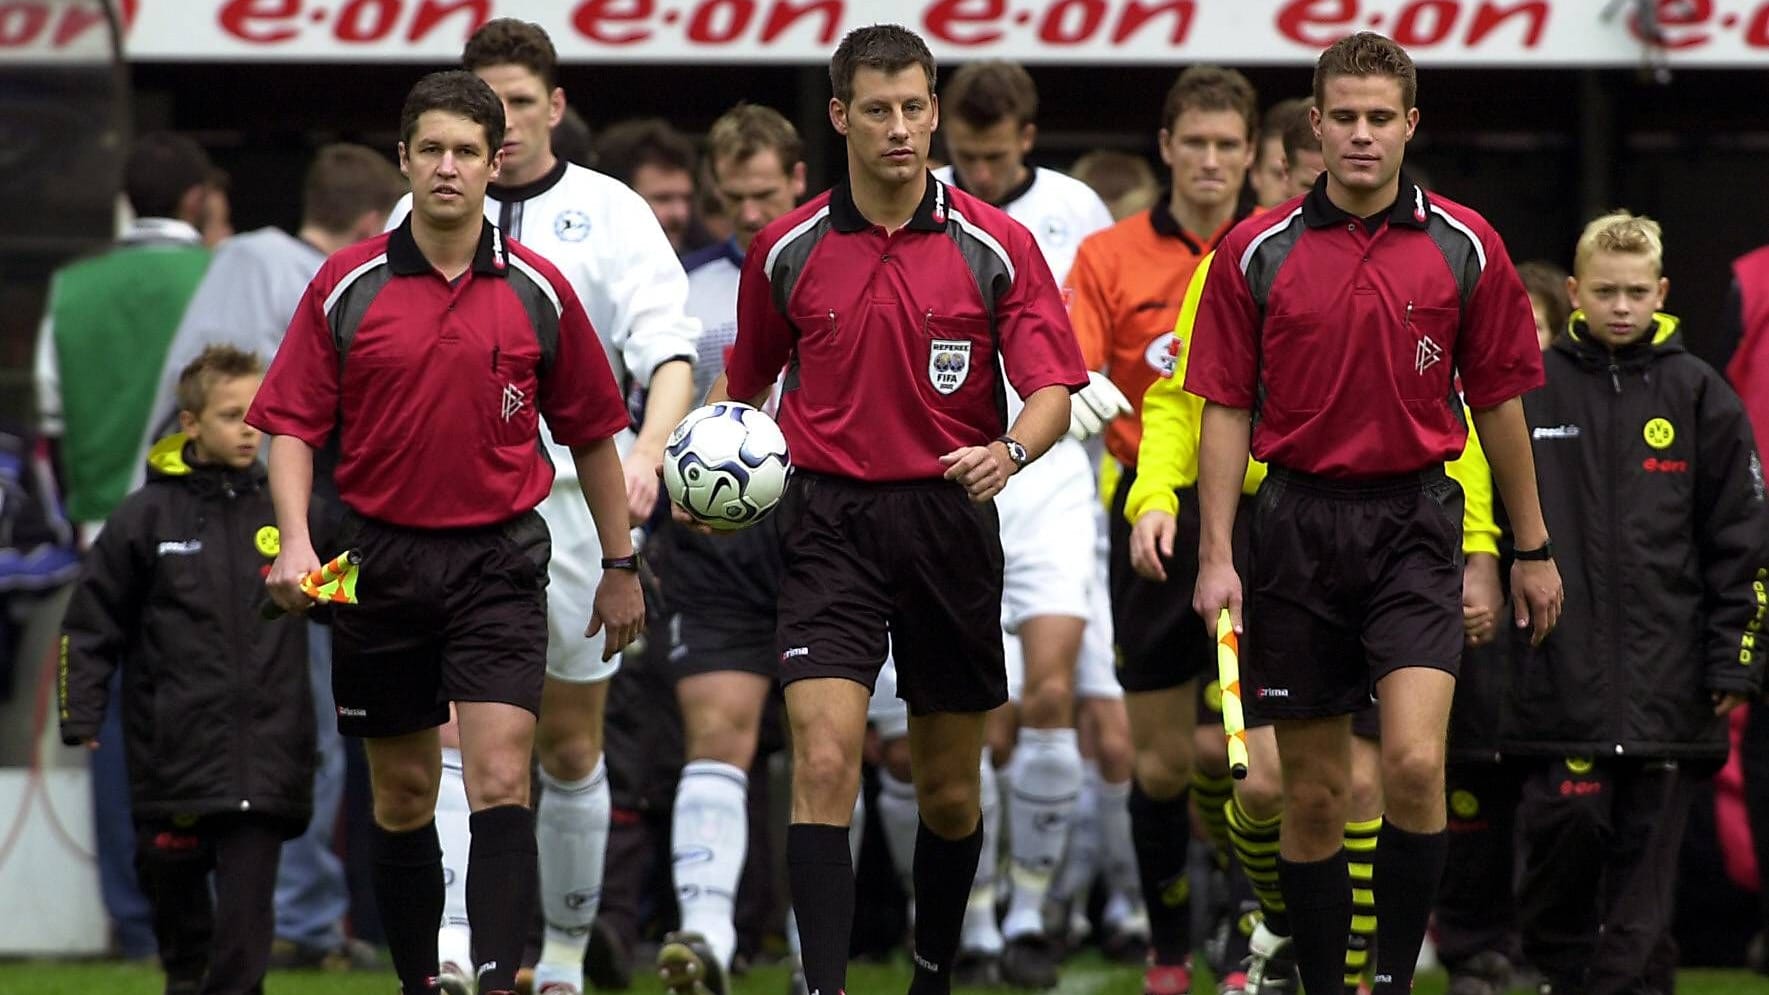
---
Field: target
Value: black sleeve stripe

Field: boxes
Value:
[505,265,562,379]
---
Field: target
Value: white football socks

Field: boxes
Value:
[435,747,474,975]
[671,759,749,969]
[848,790,866,867]
[958,750,1003,955]
[1096,774,1141,915]
[532,758,610,994]
[877,768,921,904]
[1003,728,1083,940]
[1054,760,1103,910]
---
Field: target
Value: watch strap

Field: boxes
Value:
[993,434,1029,469]
[1514,541,1554,561]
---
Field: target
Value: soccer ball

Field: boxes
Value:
[662,402,791,531]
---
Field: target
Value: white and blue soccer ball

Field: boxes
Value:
[662,402,791,531]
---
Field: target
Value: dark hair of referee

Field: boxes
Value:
[399,69,505,152]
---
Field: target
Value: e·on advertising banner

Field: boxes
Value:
[7,0,1769,64]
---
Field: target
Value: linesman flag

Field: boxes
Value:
[1216,609,1249,780]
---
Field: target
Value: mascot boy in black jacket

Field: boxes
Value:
[61,345,318,995]
[1509,211,1768,995]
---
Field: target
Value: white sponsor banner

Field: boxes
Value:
[5,0,1769,65]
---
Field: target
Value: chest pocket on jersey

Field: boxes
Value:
[921,312,992,402]
[786,308,842,408]
[487,324,545,446]
[1261,309,1332,411]
[1400,305,1458,403]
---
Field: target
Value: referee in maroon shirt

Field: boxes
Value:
[250,72,643,995]
[687,26,1084,995]
[1186,35,1564,995]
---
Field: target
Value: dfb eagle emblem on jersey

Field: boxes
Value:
[554,209,590,242]
[929,339,971,395]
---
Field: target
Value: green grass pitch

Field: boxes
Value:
[5,953,1766,995]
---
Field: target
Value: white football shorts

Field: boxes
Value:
[997,437,1097,631]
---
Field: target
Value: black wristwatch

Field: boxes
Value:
[601,553,642,572]
[994,435,1030,472]
[1514,540,1554,562]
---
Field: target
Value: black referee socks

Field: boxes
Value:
[789,823,855,995]
[467,804,539,995]
[908,817,985,995]
[1278,849,1353,995]
[1372,822,1447,995]
[373,819,444,995]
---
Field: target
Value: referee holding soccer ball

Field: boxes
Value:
[685,25,1084,995]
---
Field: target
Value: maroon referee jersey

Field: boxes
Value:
[726,175,1085,482]
[1185,173,1543,478]
[248,218,629,528]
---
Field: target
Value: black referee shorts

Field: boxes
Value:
[774,471,1006,717]
[1243,465,1464,721]
[1107,469,1255,694]
[1198,680,1381,738]
[330,510,551,738]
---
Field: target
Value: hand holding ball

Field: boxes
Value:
[662,402,791,531]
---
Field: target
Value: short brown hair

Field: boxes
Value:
[594,118,696,186]
[1259,97,1311,154]
[400,70,505,151]
[707,103,803,172]
[176,345,263,416]
[303,144,405,234]
[830,24,935,105]
[1161,66,1257,138]
[1070,150,1159,221]
[944,60,1038,129]
[1516,260,1572,336]
[1314,32,1418,110]
[463,18,558,90]
[1281,105,1322,164]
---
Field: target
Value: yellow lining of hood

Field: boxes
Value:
[1565,309,1679,346]
[147,433,191,476]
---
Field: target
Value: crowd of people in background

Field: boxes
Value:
[25,17,1769,995]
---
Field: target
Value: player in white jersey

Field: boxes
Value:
[863,60,1134,990]
[646,102,808,995]
[381,20,700,995]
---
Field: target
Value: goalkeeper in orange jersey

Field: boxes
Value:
[59,346,329,995]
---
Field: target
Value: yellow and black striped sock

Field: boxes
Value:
[1191,768,1236,869]
[1344,816,1383,993]
[1226,794,1288,936]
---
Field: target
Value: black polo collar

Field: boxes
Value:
[1147,196,1198,254]
[829,172,950,233]
[950,166,1037,211]
[386,214,510,277]
[1302,170,1431,231]
[1147,193,1253,255]
[490,157,568,204]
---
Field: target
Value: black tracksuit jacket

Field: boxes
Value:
[59,437,314,834]
[1502,313,1768,762]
